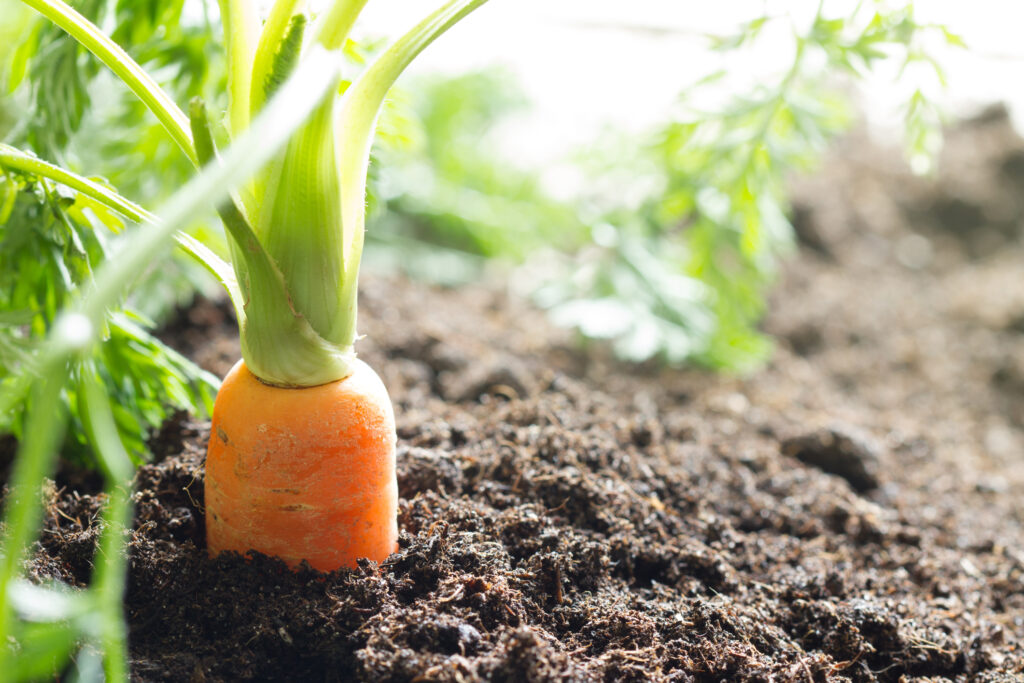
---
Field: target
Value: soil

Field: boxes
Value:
[18,106,1024,681]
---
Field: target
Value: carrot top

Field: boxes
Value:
[200,0,490,388]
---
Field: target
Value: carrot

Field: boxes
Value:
[186,0,488,572]
[205,359,397,570]
[182,0,487,571]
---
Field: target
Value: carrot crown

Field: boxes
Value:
[201,0,487,387]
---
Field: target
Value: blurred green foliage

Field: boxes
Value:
[1,0,222,463]
[371,70,587,283]
[4,0,228,320]
[373,1,961,370]
[9,0,224,193]
[0,158,218,463]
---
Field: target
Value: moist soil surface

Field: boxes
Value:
[21,108,1024,681]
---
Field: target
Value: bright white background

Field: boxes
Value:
[352,0,1024,164]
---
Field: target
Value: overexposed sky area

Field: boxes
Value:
[350,0,1024,164]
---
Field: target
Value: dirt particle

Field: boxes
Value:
[781,424,882,492]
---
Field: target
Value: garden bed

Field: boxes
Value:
[19,109,1024,681]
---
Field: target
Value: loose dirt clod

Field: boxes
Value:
[781,424,882,492]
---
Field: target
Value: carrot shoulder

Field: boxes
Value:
[205,358,397,571]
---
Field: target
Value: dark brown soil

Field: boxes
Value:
[20,107,1024,681]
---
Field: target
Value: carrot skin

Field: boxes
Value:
[205,358,397,571]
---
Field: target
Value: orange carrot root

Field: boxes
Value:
[205,359,397,571]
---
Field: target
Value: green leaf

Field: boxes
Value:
[259,12,307,104]
[4,13,39,93]
[217,0,259,137]
[312,0,371,50]
[332,0,491,347]
[20,0,197,165]
[0,143,240,309]
[7,581,97,682]
[10,620,81,681]
[941,26,967,48]
[250,0,307,117]
[190,96,353,387]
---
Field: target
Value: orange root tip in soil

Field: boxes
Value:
[205,359,398,571]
